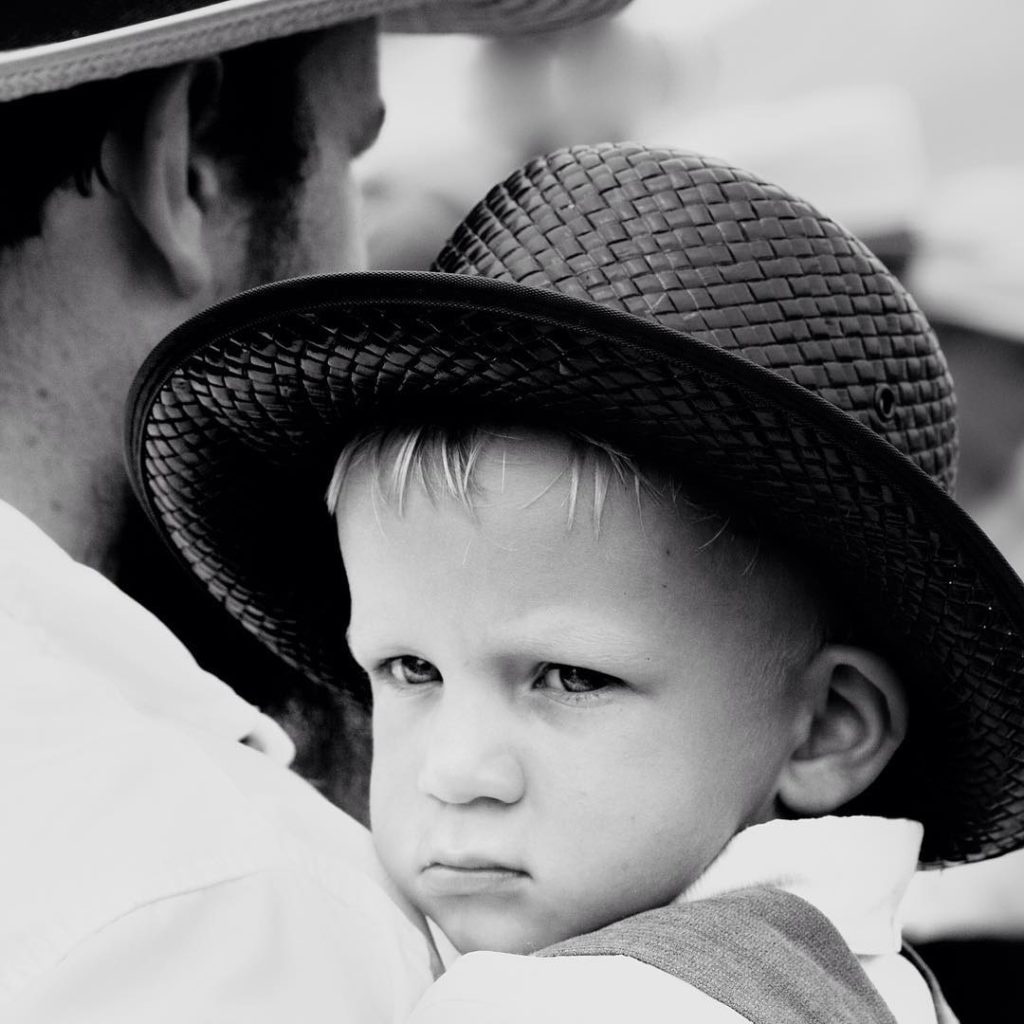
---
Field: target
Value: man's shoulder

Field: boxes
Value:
[0,663,281,950]
[0,502,427,1008]
[0,642,422,1008]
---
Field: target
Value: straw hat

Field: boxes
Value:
[127,144,1024,865]
[0,0,631,101]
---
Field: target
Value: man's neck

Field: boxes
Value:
[0,392,133,574]
[0,225,164,575]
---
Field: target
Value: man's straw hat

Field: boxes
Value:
[127,144,1024,866]
[0,0,631,101]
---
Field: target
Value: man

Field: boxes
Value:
[0,2,628,1020]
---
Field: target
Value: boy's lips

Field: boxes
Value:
[420,858,528,897]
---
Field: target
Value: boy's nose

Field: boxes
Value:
[416,688,525,806]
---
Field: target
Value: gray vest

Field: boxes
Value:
[537,887,958,1024]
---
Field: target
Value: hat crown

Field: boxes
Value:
[435,144,957,491]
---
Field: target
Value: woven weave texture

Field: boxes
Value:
[0,1,633,102]
[133,145,1024,865]
[437,147,956,488]
[0,0,627,49]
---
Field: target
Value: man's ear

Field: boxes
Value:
[102,59,223,296]
[778,645,908,815]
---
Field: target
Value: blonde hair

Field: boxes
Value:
[326,422,693,533]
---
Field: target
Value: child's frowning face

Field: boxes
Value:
[337,432,819,955]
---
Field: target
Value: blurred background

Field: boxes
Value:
[118,3,1024,1018]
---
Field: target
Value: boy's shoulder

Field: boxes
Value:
[535,816,953,1024]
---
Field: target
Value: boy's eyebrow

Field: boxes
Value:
[506,619,655,662]
[344,620,652,662]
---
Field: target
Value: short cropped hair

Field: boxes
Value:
[328,423,681,530]
[0,30,319,248]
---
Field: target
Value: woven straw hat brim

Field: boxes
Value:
[0,0,630,101]
[127,270,1024,868]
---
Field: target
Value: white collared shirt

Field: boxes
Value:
[0,500,436,1022]
[409,816,938,1024]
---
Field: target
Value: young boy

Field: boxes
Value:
[127,144,1024,1022]
[330,420,920,1020]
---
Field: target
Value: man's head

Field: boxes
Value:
[1,23,377,262]
[0,0,629,569]
[1,14,385,312]
[0,18,383,568]
[329,423,908,953]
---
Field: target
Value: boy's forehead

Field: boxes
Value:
[336,430,770,607]
[337,426,828,674]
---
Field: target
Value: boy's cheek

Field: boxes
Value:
[370,692,418,756]
[368,739,414,814]
[368,779,419,892]
[369,727,427,843]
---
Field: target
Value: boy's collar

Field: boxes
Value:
[680,816,923,956]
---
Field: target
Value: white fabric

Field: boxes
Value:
[411,816,938,1024]
[0,499,436,1022]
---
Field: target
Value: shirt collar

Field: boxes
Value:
[680,816,923,956]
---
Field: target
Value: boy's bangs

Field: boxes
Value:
[325,422,669,531]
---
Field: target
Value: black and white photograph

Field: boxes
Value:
[2,2,1023,1021]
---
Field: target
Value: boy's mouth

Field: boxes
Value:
[421,859,528,897]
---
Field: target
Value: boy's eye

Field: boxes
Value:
[386,656,441,686]
[538,664,620,694]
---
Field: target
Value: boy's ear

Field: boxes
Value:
[777,645,908,816]
[102,59,223,296]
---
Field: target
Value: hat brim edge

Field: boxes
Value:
[0,0,631,101]
[126,270,1024,866]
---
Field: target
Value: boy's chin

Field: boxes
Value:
[439,911,576,957]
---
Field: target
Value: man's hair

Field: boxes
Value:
[0,30,319,249]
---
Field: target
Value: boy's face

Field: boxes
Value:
[338,434,812,955]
